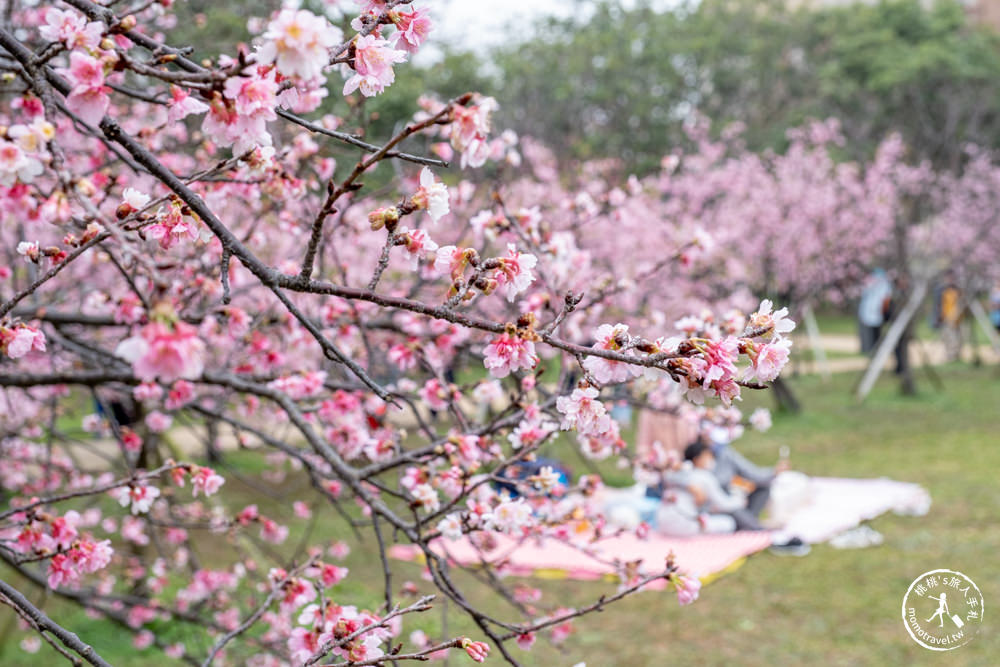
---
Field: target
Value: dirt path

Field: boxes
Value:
[789,332,998,374]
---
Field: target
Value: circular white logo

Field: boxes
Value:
[902,569,984,651]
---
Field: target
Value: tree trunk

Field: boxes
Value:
[770,376,801,413]
[856,279,928,402]
[896,322,916,396]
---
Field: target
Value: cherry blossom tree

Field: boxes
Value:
[0,2,797,666]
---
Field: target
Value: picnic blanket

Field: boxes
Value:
[387,477,929,583]
[776,476,929,544]
[387,529,773,586]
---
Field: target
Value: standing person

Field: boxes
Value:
[886,275,913,379]
[858,269,893,355]
[938,274,964,362]
[989,282,1000,333]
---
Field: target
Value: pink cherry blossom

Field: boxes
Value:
[145,411,173,433]
[493,244,537,302]
[121,428,142,453]
[390,7,433,53]
[486,497,534,534]
[293,501,311,519]
[116,483,161,514]
[432,245,473,282]
[343,35,407,98]
[2,325,46,359]
[145,202,200,250]
[59,52,110,126]
[577,418,624,460]
[747,337,792,383]
[288,627,320,664]
[550,618,574,644]
[387,340,419,370]
[122,187,150,210]
[201,71,278,154]
[399,228,438,269]
[116,320,206,383]
[483,332,538,378]
[349,635,385,663]
[748,299,796,339]
[269,371,327,399]
[410,483,440,513]
[437,513,463,540]
[412,167,449,222]
[167,86,210,123]
[258,9,343,81]
[316,562,348,587]
[164,644,185,659]
[508,411,557,450]
[749,407,773,431]
[419,378,457,411]
[582,323,642,384]
[119,515,148,544]
[15,240,39,261]
[39,8,103,50]
[260,518,289,544]
[556,387,611,436]
[450,97,498,168]
[47,553,78,589]
[0,141,43,186]
[191,466,225,497]
[70,539,113,574]
[165,380,195,410]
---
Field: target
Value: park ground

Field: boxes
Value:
[2,327,999,666]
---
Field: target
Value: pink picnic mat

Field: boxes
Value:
[387,476,929,583]
[388,530,774,584]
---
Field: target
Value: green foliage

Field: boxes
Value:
[473,0,1000,172]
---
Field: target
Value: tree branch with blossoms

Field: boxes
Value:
[0,2,804,665]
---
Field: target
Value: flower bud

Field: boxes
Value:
[475,278,497,296]
[368,206,400,231]
[81,223,103,244]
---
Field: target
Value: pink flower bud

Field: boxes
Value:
[462,638,490,663]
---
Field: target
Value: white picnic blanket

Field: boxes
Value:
[772,475,930,544]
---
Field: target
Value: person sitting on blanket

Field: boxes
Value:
[705,426,789,524]
[701,430,810,554]
[682,440,765,531]
[634,444,738,536]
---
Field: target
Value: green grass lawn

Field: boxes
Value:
[3,366,1000,666]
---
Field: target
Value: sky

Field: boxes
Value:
[426,0,678,54]
[430,0,592,52]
